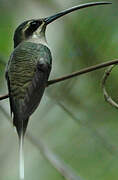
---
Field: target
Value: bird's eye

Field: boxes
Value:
[30,21,37,27]
[25,20,42,37]
[30,20,42,30]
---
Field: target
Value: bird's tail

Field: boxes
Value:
[13,116,28,180]
[19,132,24,180]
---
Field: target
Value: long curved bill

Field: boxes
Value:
[44,1,112,25]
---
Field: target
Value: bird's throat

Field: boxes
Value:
[27,33,48,47]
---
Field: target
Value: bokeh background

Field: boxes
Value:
[0,0,118,180]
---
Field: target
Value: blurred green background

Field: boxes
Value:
[0,0,118,180]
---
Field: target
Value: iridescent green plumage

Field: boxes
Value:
[6,39,52,180]
[6,42,52,136]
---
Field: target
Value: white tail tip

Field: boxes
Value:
[19,134,24,180]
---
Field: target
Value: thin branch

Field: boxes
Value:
[47,59,118,86]
[102,65,118,109]
[0,94,9,101]
[0,105,84,180]
[1,59,118,101]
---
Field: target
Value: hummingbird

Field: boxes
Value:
[5,1,111,179]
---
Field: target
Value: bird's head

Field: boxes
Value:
[13,19,46,48]
[13,1,111,48]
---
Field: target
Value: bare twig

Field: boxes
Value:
[1,59,118,101]
[0,94,9,101]
[0,105,84,180]
[47,59,118,86]
[102,65,118,109]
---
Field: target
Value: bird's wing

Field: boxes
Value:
[6,43,52,135]
[23,60,51,118]
[5,55,14,117]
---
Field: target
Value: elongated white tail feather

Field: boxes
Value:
[19,133,24,180]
